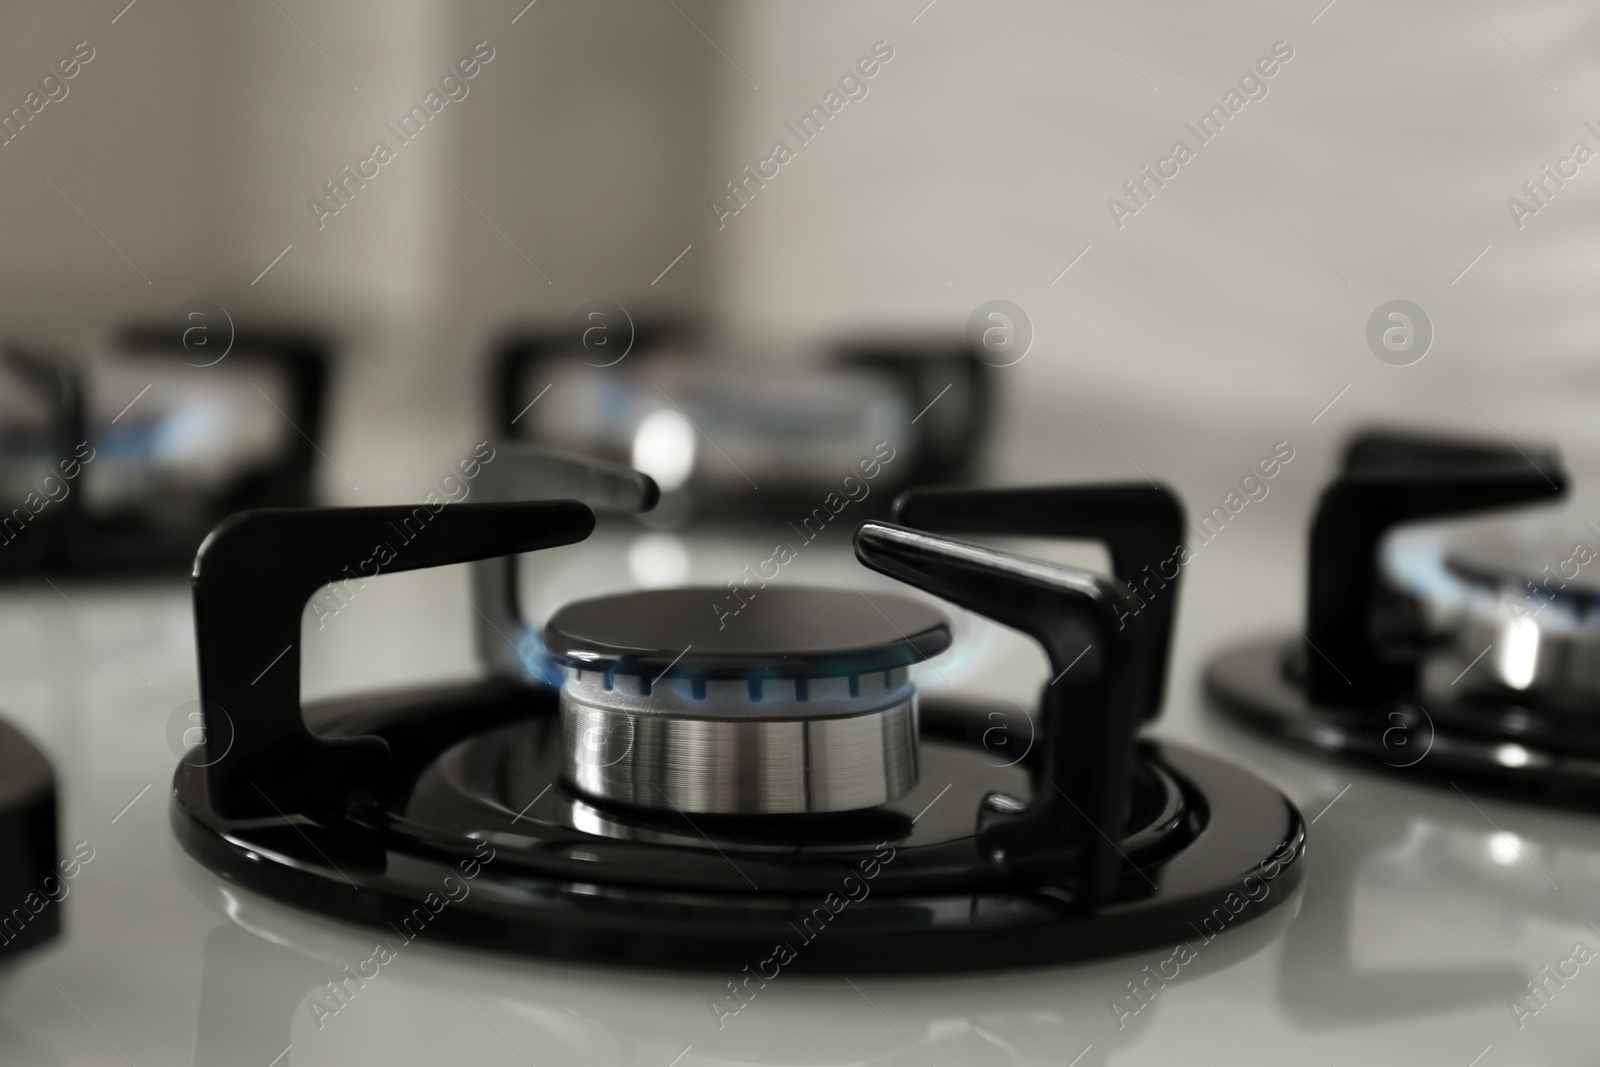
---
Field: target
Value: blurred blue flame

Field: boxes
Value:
[917,609,999,686]
[515,626,565,687]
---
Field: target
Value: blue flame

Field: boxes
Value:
[515,626,565,687]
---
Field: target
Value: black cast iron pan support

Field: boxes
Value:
[469,447,659,679]
[1,345,87,572]
[1305,429,1567,706]
[0,716,59,955]
[855,505,1160,904]
[891,483,1184,716]
[192,500,594,822]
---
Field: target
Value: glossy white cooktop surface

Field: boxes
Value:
[2,417,1599,1067]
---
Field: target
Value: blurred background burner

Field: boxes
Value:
[0,323,328,577]
[491,325,992,522]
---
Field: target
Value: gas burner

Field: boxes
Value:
[491,325,992,518]
[171,455,1303,972]
[0,324,328,578]
[544,586,948,815]
[1206,428,1600,803]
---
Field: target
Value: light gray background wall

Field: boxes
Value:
[709,1,1598,462]
[0,0,1594,501]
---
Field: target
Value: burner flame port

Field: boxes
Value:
[540,586,952,815]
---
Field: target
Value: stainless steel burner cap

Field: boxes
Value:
[541,586,951,815]
[1386,521,1600,711]
[560,667,920,814]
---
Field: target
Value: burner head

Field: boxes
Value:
[541,586,952,815]
[1385,523,1600,715]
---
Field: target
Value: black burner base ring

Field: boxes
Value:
[1207,636,1600,808]
[173,681,1304,973]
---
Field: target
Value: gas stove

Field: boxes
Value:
[170,454,1304,972]
[10,419,1600,1067]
